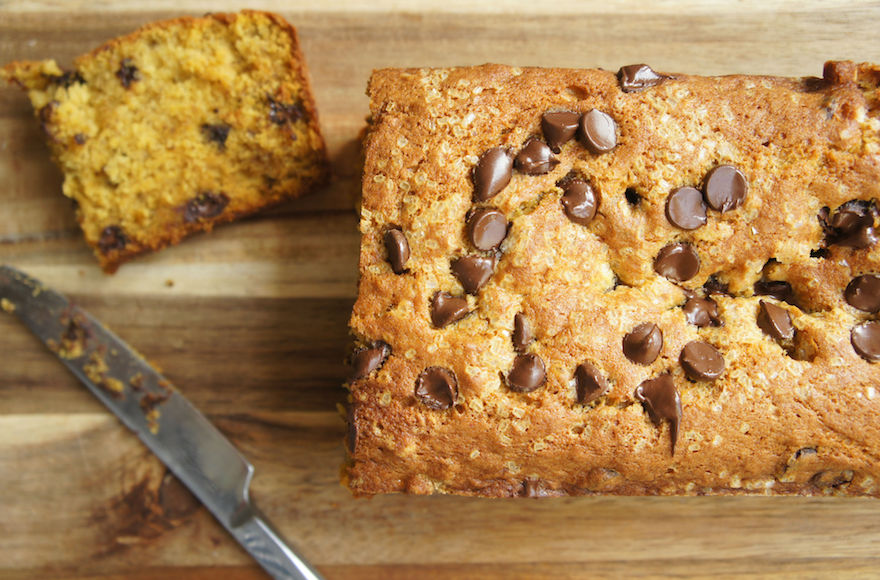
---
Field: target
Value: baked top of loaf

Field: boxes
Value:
[347,61,880,497]
[3,11,327,272]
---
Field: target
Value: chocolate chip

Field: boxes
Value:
[561,180,599,226]
[703,165,748,213]
[821,201,878,248]
[679,341,725,381]
[430,292,470,328]
[73,133,87,145]
[794,447,817,459]
[574,362,610,404]
[541,111,580,152]
[201,123,231,149]
[845,274,880,312]
[473,147,514,201]
[466,208,508,251]
[654,243,700,282]
[350,341,391,380]
[683,297,722,327]
[811,470,854,488]
[268,96,304,125]
[512,313,534,353]
[634,374,681,454]
[624,187,642,206]
[618,64,667,92]
[579,109,618,154]
[451,255,494,294]
[506,353,546,393]
[51,70,85,88]
[757,300,795,341]
[183,191,230,223]
[116,58,140,89]
[665,187,707,230]
[38,101,58,141]
[703,275,730,296]
[754,280,797,306]
[514,138,558,175]
[415,367,458,409]
[851,321,880,362]
[98,226,127,254]
[384,228,410,274]
[623,322,663,365]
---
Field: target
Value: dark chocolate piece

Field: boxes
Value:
[703,165,748,213]
[851,321,880,362]
[506,353,547,393]
[665,186,707,230]
[268,96,304,125]
[654,243,700,282]
[183,191,229,223]
[679,341,725,381]
[623,322,663,365]
[574,362,610,404]
[634,374,681,454]
[351,341,391,380]
[473,147,514,201]
[618,64,667,92]
[451,255,495,294]
[541,111,580,152]
[514,138,558,175]
[683,297,722,327]
[430,292,470,328]
[561,180,599,226]
[845,274,880,312]
[201,123,231,148]
[820,200,878,249]
[466,208,508,251]
[384,228,410,274]
[512,313,534,353]
[116,58,140,89]
[415,367,458,409]
[97,226,127,253]
[579,109,618,154]
[757,300,795,341]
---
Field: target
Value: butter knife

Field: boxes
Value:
[0,265,323,580]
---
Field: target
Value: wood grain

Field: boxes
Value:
[2,3,880,579]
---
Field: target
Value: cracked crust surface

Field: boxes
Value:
[347,62,880,497]
[2,11,328,272]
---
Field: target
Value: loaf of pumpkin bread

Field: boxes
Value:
[3,11,327,272]
[346,61,880,497]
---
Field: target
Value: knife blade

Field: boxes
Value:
[0,265,323,580]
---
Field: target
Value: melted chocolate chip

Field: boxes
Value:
[506,353,546,393]
[845,274,880,312]
[579,109,618,154]
[703,275,730,296]
[679,341,725,381]
[466,208,508,251]
[654,243,700,282]
[268,96,304,125]
[350,341,391,380]
[515,138,558,175]
[703,165,748,213]
[683,297,722,327]
[665,187,707,230]
[415,367,458,409]
[183,191,230,223]
[561,180,599,226]
[634,374,681,454]
[201,123,231,148]
[574,362,610,404]
[541,111,580,152]
[473,147,514,201]
[74,133,87,145]
[51,70,85,88]
[757,300,795,341]
[821,201,878,248]
[623,322,663,365]
[98,226,127,254]
[384,228,410,274]
[116,58,140,89]
[754,280,797,306]
[851,321,880,362]
[618,64,667,92]
[512,313,534,353]
[451,255,494,294]
[430,291,470,328]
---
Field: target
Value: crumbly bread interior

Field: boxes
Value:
[3,11,327,271]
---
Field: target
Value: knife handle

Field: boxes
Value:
[231,507,324,580]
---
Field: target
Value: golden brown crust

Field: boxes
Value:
[347,62,880,497]
[3,11,328,272]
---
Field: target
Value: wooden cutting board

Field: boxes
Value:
[2,2,880,578]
